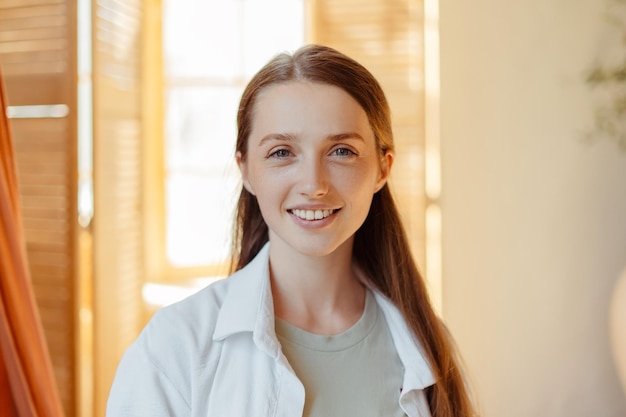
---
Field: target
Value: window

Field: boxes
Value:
[161,0,305,276]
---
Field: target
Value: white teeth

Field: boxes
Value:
[292,209,335,220]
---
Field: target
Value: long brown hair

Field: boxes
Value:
[231,44,476,417]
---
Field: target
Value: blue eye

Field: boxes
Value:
[332,148,355,157]
[269,149,291,158]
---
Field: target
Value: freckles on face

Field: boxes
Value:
[238,80,390,257]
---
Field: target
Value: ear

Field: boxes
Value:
[236,151,255,195]
[374,151,393,193]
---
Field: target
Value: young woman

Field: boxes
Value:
[107,44,476,417]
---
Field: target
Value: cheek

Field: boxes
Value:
[248,168,289,210]
[339,162,381,193]
[333,170,377,212]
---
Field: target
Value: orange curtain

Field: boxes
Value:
[0,69,65,417]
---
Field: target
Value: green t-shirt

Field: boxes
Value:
[275,290,406,417]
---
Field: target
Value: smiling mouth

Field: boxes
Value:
[290,208,338,220]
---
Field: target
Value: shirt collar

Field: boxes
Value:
[373,291,436,390]
[212,243,282,359]
[212,241,436,389]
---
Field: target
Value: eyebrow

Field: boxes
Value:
[258,132,365,146]
[258,133,297,147]
[328,132,365,142]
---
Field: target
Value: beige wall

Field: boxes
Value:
[439,0,626,416]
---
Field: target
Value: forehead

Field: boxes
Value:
[249,81,373,140]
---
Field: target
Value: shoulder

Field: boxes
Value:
[107,278,235,414]
[160,277,231,323]
[142,275,234,355]
[136,251,268,360]
[110,276,240,395]
[108,245,272,413]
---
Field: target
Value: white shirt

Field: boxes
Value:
[106,243,435,417]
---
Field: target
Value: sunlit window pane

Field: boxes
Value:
[166,172,239,266]
[240,1,306,77]
[164,87,241,266]
[165,87,240,172]
[163,1,243,78]
[163,0,305,268]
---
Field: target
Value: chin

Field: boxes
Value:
[290,238,353,259]
[268,229,355,259]
[295,246,339,258]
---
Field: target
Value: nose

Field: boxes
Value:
[297,157,329,198]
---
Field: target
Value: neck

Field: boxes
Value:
[268,237,366,335]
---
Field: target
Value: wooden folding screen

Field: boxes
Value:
[0,1,78,415]
[0,66,65,416]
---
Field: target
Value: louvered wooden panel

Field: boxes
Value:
[0,0,77,415]
[312,0,427,266]
[0,1,69,78]
[92,1,143,416]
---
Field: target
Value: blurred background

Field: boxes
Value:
[0,0,625,416]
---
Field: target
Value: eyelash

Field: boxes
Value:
[267,148,291,159]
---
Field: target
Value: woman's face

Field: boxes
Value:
[237,81,392,258]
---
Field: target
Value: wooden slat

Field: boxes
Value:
[2,75,69,104]
[13,140,69,154]
[0,27,66,43]
[18,185,67,199]
[15,161,68,177]
[35,293,72,311]
[14,174,67,186]
[0,5,65,20]
[27,250,68,267]
[0,38,66,54]
[22,228,68,245]
[0,49,65,65]
[1,60,67,75]
[0,15,67,31]
[20,195,68,210]
[8,118,67,133]
[33,289,71,304]
[0,0,64,8]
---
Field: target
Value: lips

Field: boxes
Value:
[290,208,337,220]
